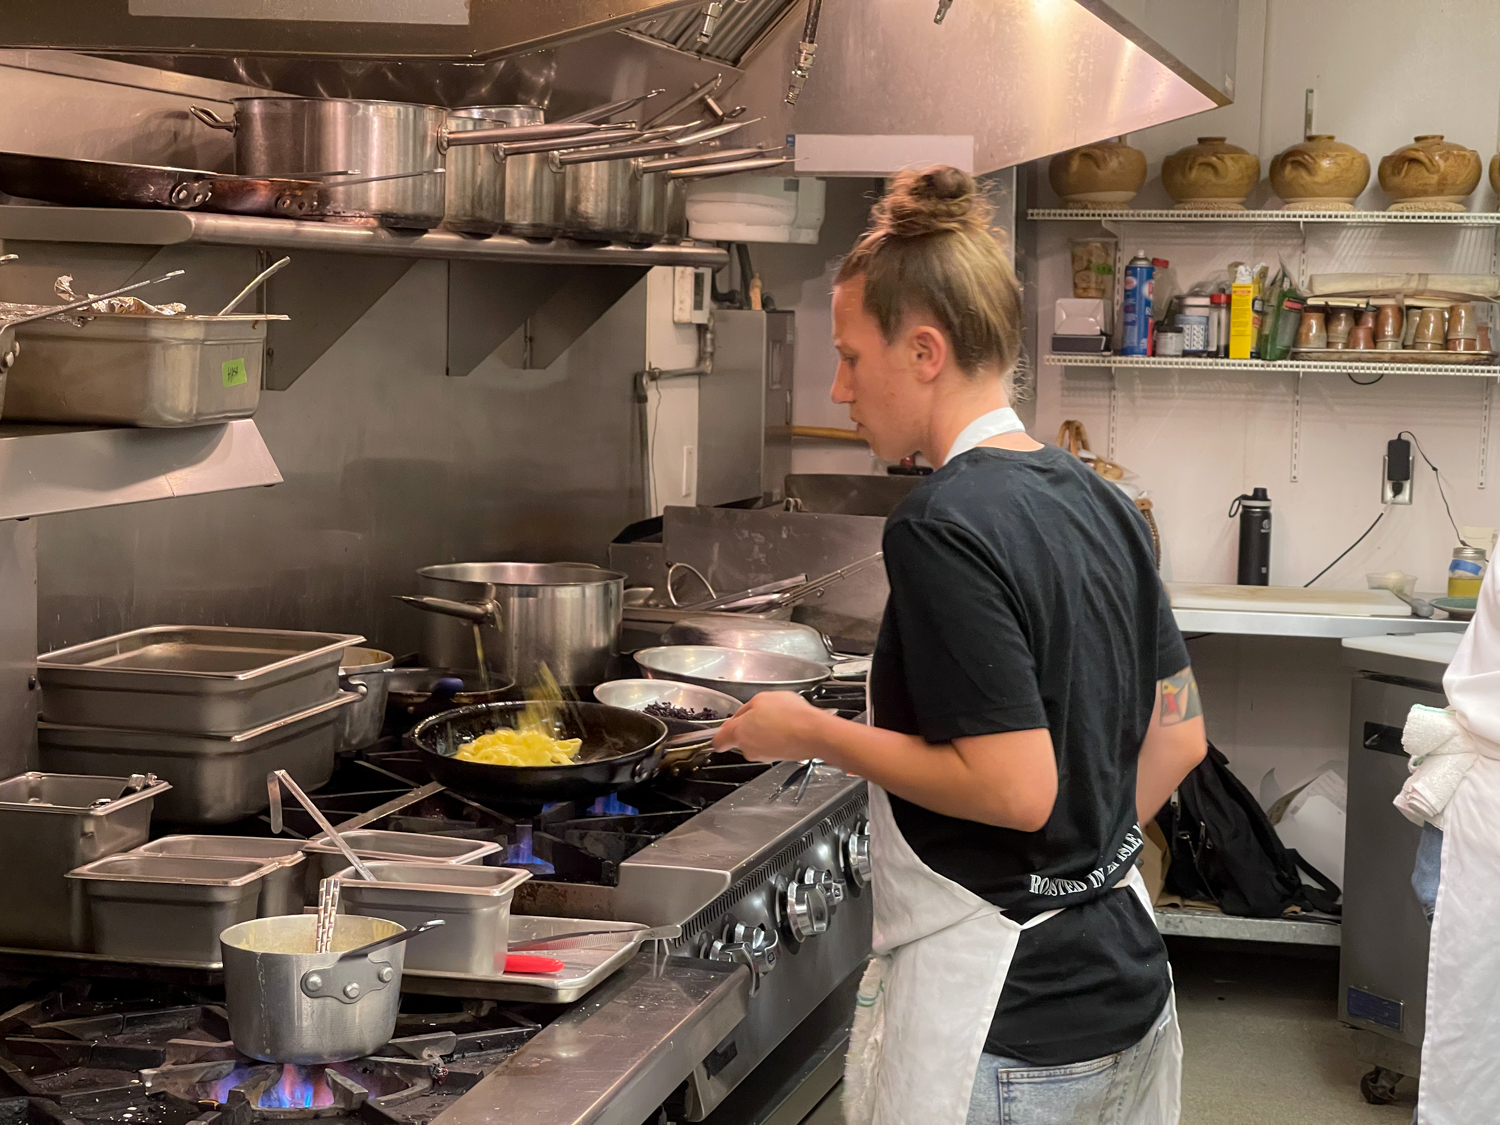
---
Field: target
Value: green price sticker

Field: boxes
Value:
[222,358,248,387]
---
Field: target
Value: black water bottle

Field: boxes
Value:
[1229,488,1272,585]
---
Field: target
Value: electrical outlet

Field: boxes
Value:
[681,445,696,497]
[1382,455,1414,505]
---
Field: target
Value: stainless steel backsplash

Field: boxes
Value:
[34,261,649,660]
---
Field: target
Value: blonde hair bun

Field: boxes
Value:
[837,164,1021,390]
[875,166,992,237]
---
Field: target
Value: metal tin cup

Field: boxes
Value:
[221,914,406,1064]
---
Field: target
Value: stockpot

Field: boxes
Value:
[190,98,602,229]
[221,913,407,1064]
[407,562,624,688]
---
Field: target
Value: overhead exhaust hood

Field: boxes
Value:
[730,0,1238,175]
[0,0,1235,177]
[0,0,709,60]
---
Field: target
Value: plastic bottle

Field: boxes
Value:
[1228,488,1272,585]
[1121,252,1154,357]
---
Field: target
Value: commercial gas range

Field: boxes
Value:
[0,747,872,1125]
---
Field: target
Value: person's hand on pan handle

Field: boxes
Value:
[712,690,829,763]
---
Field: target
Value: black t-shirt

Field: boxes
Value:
[869,443,1188,1066]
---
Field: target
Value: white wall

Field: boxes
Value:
[1033,0,1500,797]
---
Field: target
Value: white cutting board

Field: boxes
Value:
[1167,583,1409,617]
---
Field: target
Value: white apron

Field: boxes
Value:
[844,787,1180,1125]
[1419,568,1500,1125]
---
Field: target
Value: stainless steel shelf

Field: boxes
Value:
[1045,354,1500,378]
[0,419,281,519]
[1174,607,1466,639]
[1030,208,1500,225]
[1155,908,1341,945]
[0,205,731,267]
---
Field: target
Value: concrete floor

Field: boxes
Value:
[799,940,1419,1125]
[1171,939,1417,1124]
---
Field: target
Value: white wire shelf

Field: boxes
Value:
[1029,208,1500,225]
[1044,354,1500,378]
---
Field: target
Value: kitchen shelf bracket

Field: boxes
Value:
[1107,367,1118,460]
[1291,371,1303,484]
[1482,377,1495,490]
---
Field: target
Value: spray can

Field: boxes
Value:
[1122,252,1154,356]
[1229,488,1272,585]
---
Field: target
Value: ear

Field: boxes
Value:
[907,324,948,384]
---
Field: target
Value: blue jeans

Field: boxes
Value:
[966,994,1178,1125]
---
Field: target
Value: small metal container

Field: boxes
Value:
[67,853,268,961]
[634,645,830,703]
[302,829,502,882]
[0,772,168,951]
[335,646,394,753]
[5,315,271,427]
[221,913,406,1064]
[337,861,530,975]
[132,835,308,916]
[38,625,363,734]
[38,692,357,825]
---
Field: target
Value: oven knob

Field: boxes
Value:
[708,922,779,993]
[783,868,830,941]
[845,820,872,888]
[818,867,846,908]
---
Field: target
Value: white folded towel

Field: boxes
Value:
[1394,704,1478,829]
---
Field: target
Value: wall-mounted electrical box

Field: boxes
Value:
[672,266,711,324]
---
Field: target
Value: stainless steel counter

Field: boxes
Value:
[430,953,750,1125]
[1173,608,1467,639]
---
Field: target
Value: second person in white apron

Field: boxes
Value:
[715,166,1209,1125]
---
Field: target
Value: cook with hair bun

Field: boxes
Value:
[715,166,1204,1125]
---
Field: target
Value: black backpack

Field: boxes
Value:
[1155,743,1341,918]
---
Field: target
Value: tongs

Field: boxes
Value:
[268,768,374,880]
[774,759,827,805]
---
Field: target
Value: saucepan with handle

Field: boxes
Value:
[219,913,444,1064]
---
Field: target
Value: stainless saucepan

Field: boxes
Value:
[445,106,639,236]
[221,913,436,1063]
[190,98,606,230]
[551,118,757,242]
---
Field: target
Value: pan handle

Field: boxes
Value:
[639,146,781,174]
[440,121,608,152]
[394,594,498,624]
[667,155,793,180]
[491,127,643,161]
[189,105,237,133]
[551,139,684,168]
[555,89,665,125]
